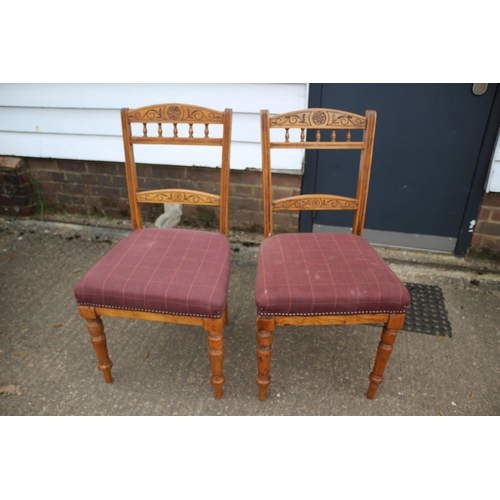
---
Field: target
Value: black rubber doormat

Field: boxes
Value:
[402,283,452,337]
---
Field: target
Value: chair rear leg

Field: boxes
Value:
[256,316,275,401]
[367,313,405,399]
[204,318,225,398]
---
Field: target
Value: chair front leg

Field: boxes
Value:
[367,313,405,399]
[79,307,113,383]
[204,318,225,398]
[256,316,275,401]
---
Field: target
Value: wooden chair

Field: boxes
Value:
[255,108,411,400]
[74,103,232,398]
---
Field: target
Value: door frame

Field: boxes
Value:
[300,83,500,257]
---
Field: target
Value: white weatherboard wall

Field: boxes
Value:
[486,129,500,192]
[0,83,308,172]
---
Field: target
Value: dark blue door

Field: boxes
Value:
[301,84,499,254]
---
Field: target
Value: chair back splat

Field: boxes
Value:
[121,103,232,235]
[256,107,410,401]
[260,108,376,237]
[74,103,233,398]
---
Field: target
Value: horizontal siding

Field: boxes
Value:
[0,83,307,111]
[0,83,308,171]
[1,107,262,143]
[486,162,500,192]
[487,161,500,192]
[0,131,302,171]
[486,132,500,192]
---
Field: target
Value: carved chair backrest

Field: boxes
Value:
[121,103,233,235]
[260,108,377,237]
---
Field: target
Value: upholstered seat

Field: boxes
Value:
[256,233,410,317]
[75,228,231,318]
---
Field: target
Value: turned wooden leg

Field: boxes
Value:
[84,316,113,383]
[256,316,275,401]
[204,318,225,398]
[367,313,405,399]
[79,306,113,383]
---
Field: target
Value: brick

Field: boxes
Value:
[186,167,219,182]
[111,175,127,188]
[49,172,65,183]
[0,172,11,184]
[62,194,86,206]
[273,212,299,232]
[100,198,120,209]
[37,182,62,193]
[1,176,22,191]
[54,204,79,215]
[26,158,58,171]
[231,197,262,212]
[119,187,130,199]
[61,183,91,195]
[43,192,58,204]
[136,164,153,177]
[478,207,491,221]
[0,193,32,206]
[85,173,114,186]
[65,196,84,207]
[143,165,188,179]
[182,206,198,217]
[151,164,187,180]
[273,172,302,188]
[187,180,219,194]
[229,170,244,178]
[480,235,500,250]
[476,221,500,237]
[1,173,23,187]
[142,203,168,223]
[80,174,98,185]
[482,193,500,207]
[240,170,262,185]
[84,196,104,207]
[57,194,74,205]
[273,188,296,200]
[491,209,500,222]
[470,233,482,247]
[0,156,24,169]
[64,173,85,184]
[106,207,130,218]
[86,161,121,175]
[57,159,87,173]
[29,170,53,183]
[98,197,126,210]
[229,210,263,231]
[1,204,36,217]
[90,186,121,197]
[13,172,31,185]
[254,186,264,199]
[230,184,257,198]
[138,177,181,191]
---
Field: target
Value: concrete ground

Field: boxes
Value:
[1,216,500,416]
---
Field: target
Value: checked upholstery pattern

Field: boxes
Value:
[255,233,410,316]
[74,228,231,318]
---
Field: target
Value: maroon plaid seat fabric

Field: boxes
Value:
[255,233,410,316]
[74,228,230,318]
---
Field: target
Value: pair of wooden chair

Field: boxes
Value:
[74,103,410,400]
